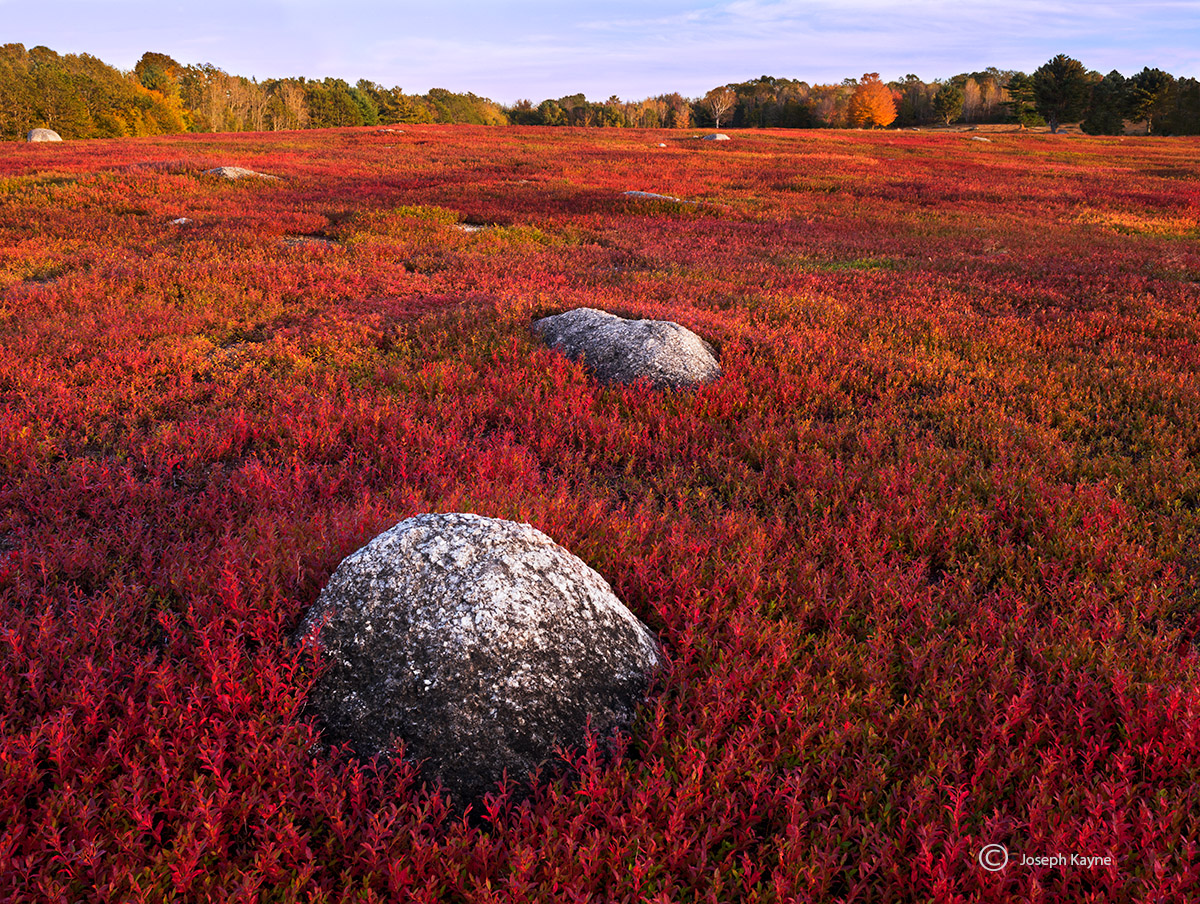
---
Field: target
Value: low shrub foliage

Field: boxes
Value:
[2,126,1200,901]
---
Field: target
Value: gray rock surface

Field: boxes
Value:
[623,190,686,202]
[203,166,277,180]
[534,307,721,388]
[297,513,662,804]
[27,128,62,142]
[702,133,731,141]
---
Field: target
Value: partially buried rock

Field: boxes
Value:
[623,190,685,202]
[702,133,731,141]
[27,128,62,142]
[203,166,277,180]
[534,307,721,388]
[296,513,663,805]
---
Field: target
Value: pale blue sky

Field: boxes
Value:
[5,0,1198,103]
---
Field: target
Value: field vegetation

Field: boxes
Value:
[2,125,1200,901]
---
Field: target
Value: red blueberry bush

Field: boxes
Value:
[2,125,1200,902]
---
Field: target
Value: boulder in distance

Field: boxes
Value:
[534,307,721,389]
[702,133,731,141]
[623,190,685,202]
[203,166,277,180]
[296,513,663,805]
[27,128,62,142]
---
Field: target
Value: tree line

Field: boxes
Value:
[557,58,1199,135]
[0,45,504,140]
[3,44,1198,140]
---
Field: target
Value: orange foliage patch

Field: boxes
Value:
[849,73,898,128]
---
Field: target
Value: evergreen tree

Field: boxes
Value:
[1081,70,1129,135]
[1002,72,1042,127]
[349,81,379,126]
[932,83,964,124]
[1030,54,1093,132]
[1164,77,1200,135]
[1129,67,1175,134]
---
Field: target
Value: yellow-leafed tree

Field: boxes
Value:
[848,73,897,128]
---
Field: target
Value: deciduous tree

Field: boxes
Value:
[134,52,181,98]
[808,83,852,127]
[663,92,690,129]
[702,87,736,128]
[537,99,566,125]
[847,73,896,128]
[267,79,308,130]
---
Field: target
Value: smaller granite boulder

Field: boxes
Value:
[203,166,277,180]
[27,128,62,142]
[702,133,731,141]
[534,307,721,389]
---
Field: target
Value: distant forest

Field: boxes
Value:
[3,43,1199,140]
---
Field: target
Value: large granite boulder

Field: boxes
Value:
[296,513,662,804]
[534,307,721,388]
[27,128,62,142]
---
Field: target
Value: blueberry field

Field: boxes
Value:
[2,125,1200,902]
